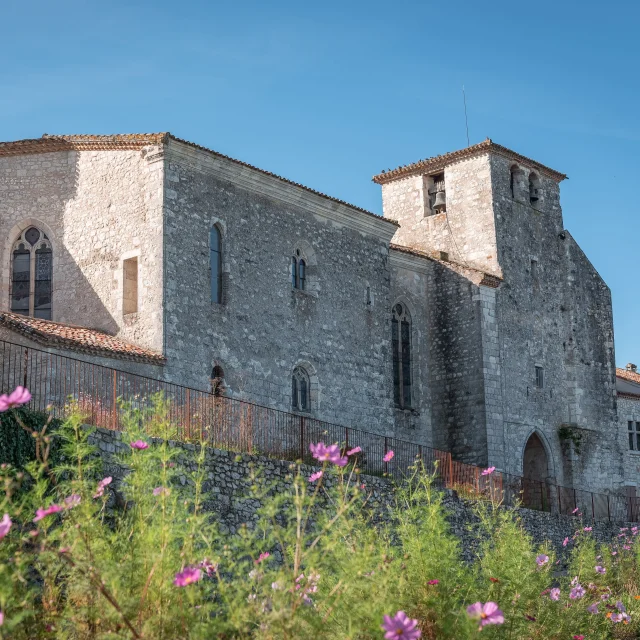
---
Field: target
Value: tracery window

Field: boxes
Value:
[210,226,223,304]
[291,249,306,291]
[10,227,52,320]
[292,366,310,412]
[392,303,412,409]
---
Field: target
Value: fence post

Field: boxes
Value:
[573,488,577,513]
[384,437,389,475]
[607,494,610,522]
[186,389,191,441]
[591,492,595,521]
[299,415,304,461]
[112,369,117,430]
[23,348,28,389]
[448,452,453,488]
[345,427,349,452]
[557,485,561,514]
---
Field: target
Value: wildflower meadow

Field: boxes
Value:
[0,386,639,638]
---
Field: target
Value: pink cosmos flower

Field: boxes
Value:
[481,466,496,476]
[308,471,323,483]
[427,579,439,585]
[199,558,218,576]
[549,588,560,601]
[536,554,549,567]
[587,603,599,614]
[0,386,31,412]
[572,507,579,514]
[595,565,606,574]
[571,577,579,586]
[347,446,362,456]
[153,486,170,497]
[573,636,585,640]
[93,477,112,499]
[64,494,81,509]
[383,450,394,463]
[611,613,623,623]
[623,544,631,550]
[381,611,421,640]
[570,586,586,599]
[563,537,569,547]
[173,566,202,587]
[34,504,64,522]
[0,611,3,626]
[0,514,11,540]
[584,527,592,532]
[256,552,270,564]
[309,442,347,466]
[130,440,149,450]
[466,602,504,628]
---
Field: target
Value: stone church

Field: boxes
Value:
[0,132,633,494]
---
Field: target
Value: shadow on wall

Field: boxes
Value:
[1,148,120,337]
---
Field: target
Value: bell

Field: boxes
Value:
[530,187,539,202]
[433,190,447,212]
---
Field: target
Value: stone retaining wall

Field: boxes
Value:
[89,427,635,559]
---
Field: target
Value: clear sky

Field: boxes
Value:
[2,0,638,365]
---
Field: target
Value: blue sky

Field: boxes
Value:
[2,0,638,364]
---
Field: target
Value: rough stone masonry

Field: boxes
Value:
[0,133,632,496]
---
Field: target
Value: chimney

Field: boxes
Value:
[626,363,638,373]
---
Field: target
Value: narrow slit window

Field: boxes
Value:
[123,257,138,315]
[392,303,412,409]
[210,226,222,304]
[535,366,544,389]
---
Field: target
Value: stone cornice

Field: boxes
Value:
[166,138,399,241]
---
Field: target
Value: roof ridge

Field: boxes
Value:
[373,138,567,184]
[0,132,398,228]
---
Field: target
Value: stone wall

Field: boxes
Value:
[381,154,499,275]
[618,396,640,490]
[490,153,623,491]
[0,147,165,353]
[160,139,400,434]
[88,426,638,559]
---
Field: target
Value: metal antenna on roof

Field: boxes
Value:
[462,85,470,147]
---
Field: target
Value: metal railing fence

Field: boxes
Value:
[1,338,638,522]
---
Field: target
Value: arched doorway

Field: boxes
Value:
[522,433,550,511]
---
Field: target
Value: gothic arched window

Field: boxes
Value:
[292,366,310,412]
[291,249,306,291]
[392,303,412,409]
[11,227,52,320]
[210,226,223,304]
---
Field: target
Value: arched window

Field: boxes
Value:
[210,364,225,396]
[392,303,412,409]
[529,172,540,205]
[210,226,222,304]
[291,249,306,291]
[11,227,52,320]
[292,366,310,412]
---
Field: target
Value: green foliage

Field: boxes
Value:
[1,401,640,638]
[559,424,584,455]
[0,407,61,468]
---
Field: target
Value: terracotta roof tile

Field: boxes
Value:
[390,243,502,288]
[0,312,165,365]
[617,368,640,385]
[373,138,567,184]
[0,133,398,228]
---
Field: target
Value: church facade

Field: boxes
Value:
[0,133,631,494]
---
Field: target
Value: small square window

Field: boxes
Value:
[535,366,544,389]
[629,421,640,451]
